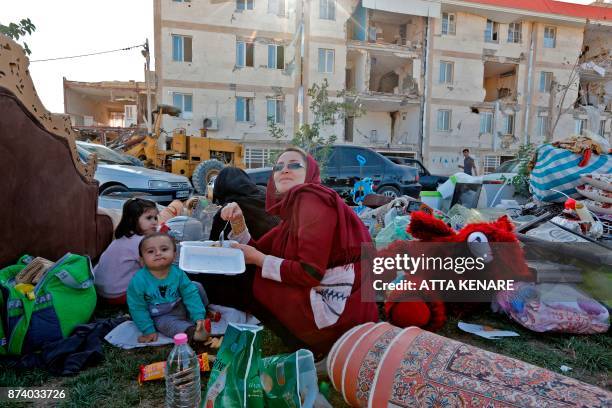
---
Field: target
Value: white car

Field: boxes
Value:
[482,159,520,182]
[77,141,193,204]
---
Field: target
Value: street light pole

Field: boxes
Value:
[143,38,152,133]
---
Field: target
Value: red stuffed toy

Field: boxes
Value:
[379,211,531,331]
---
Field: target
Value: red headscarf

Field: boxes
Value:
[265,154,371,262]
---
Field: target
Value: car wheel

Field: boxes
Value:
[377,186,400,198]
[100,184,129,196]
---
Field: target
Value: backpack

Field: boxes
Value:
[0,253,96,355]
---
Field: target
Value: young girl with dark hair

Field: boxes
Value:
[94,198,159,304]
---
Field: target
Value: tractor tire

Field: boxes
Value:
[192,159,225,194]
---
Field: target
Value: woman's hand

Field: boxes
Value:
[138,332,158,343]
[232,243,266,267]
[221,202,243,222]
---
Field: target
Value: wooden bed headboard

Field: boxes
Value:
[0,35,113,267]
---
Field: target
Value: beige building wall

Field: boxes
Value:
[424,9,586,176]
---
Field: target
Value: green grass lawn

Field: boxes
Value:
[1,305,610,407]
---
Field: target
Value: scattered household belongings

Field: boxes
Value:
[529,138,611,203]
[327,322,612,408]
[0,253,96,356]
[560,365,573,373]
[457,321,519,340]
[138,352,212,384]
[14,257,54,285]
[494,282,610,334]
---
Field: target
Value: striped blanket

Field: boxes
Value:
[530,144,612,202]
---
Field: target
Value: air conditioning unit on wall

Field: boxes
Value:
[203,117,219,131]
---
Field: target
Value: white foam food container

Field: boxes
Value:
[179,241,245,274]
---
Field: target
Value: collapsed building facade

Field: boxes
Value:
[153,0,612,174]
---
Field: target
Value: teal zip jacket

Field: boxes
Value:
[127,265,205,335]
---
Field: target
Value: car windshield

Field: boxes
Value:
[77,143,133,165]
[495,160,519,173]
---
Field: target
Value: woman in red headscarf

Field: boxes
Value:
[222,147,378,354]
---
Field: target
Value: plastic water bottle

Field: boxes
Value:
[165,333,201,408]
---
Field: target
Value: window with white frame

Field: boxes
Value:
[320,0,335,20]
[172,35,192,62]
[485,19,499,42]
[267,98,284,124]
[508,22,522,43]
[236,97,255,122]
[439,61,453,84]
[484,155,501,174]
[480,112,493,134]
[536,115,549,137]
[236,0,254,11]
[236,40,254,67]
[244,147,283,168]
[437,110,451,131]
[268,0,285,16]
[172,93,193,119]
[544,26,556,48]
[599,119,607,137]
[502,114,514,135]
[539,71,552,93]
[267,44,285,69]
[441,13,456,35]
[318,48,334,73]
[575,118,587,135]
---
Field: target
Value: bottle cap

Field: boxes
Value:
[174,333,188,345]
[564,198,576,210]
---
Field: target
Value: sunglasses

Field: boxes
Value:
[272,162,305,173]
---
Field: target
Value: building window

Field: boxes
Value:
[267,98,284,124]
[480,112,493,134]
[544,26,556,48]
[109,112,124,128]
[236,40,254,67]
[439,61,453,84]
[441,13,456,35]
[437,110,451,131]
[318,48,334,73]
[267,44,284,69]
[172,93,193,119]
[599,120,607,137]
[268,0,285,16]
[320,0,335,20]
[485,19,499,43]
[575,119,587,135]
[172,35,192,62]
[537,116,549,137]
[236,0,254,11]
[236,97,254,122]
[508,22,522,43]
[502,114,514,135]
[484,155,501,174]
[539,71,552,93]
[244,147,283,168]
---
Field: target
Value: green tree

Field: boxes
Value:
[268,79,364,174]
[0,18,36,55]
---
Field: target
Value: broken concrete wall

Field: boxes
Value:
[64,87,111,126]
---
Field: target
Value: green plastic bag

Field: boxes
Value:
[261,349,318,408]
[203,323,265,408]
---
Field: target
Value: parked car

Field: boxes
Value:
[77,141,193,204]
[385,156,448,190]
[482,159,520,182]
[245,145,422,201]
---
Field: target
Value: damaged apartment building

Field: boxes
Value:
[154,0,612,174]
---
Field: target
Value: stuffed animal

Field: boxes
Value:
[380,211,531,331]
